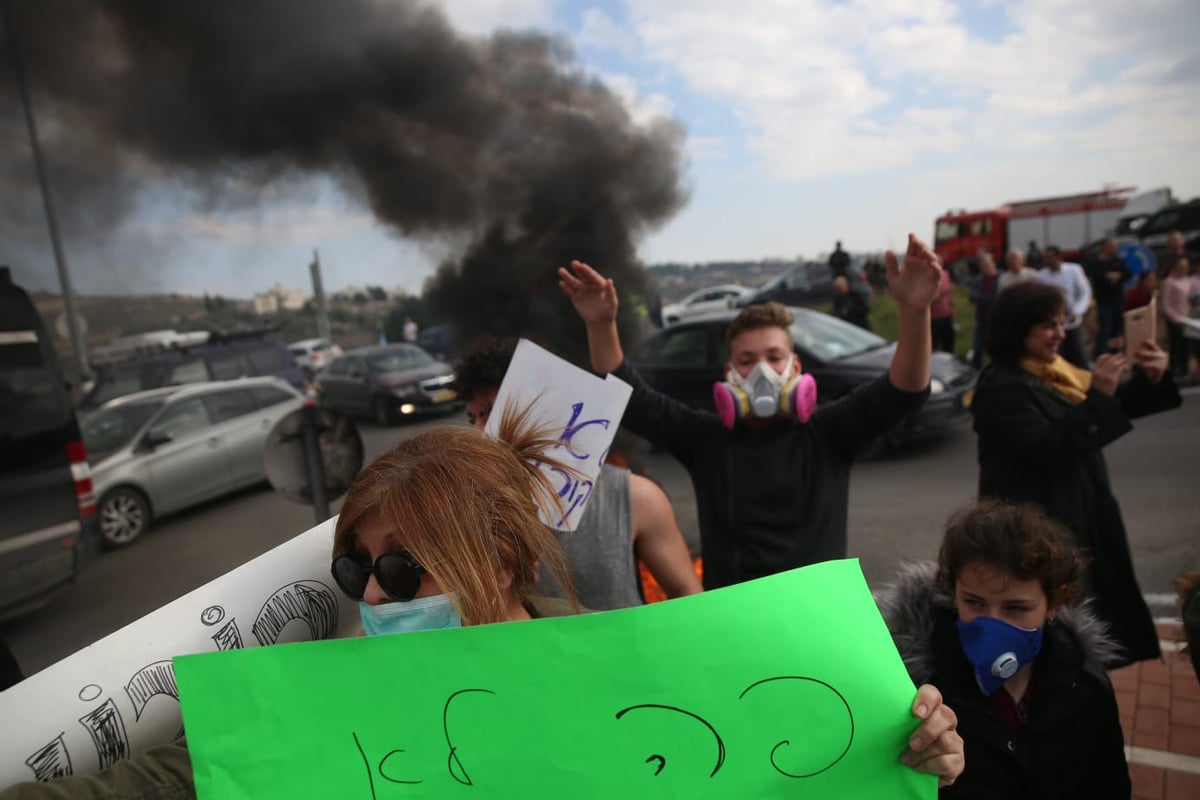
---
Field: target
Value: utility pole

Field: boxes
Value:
[309,249,332,342]
[3,0,90,381]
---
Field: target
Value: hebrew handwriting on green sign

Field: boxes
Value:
[175,559,934,799]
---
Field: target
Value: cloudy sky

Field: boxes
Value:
[11,0,1200,298]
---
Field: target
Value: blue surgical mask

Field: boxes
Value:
[956,615,1043,696]
[359,594,462,637]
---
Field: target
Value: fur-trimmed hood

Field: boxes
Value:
[874,561,1124,685]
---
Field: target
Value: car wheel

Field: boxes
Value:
[372,394,397,425]
[98,488,151,548]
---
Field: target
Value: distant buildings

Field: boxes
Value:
[252,284,309,315]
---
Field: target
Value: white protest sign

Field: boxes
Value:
[484,339,632,531]
[0,518,359,791]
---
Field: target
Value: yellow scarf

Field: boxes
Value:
[1019,355,1092,405]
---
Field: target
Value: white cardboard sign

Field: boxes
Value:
[484,339,632,531]
[0,518,359,791]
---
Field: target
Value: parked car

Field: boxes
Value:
[661,285,755,326]
[736,258,872,309]
[313,343,459,424]
[629,306,975,449]
[82,377,306,547]
[0,267,101,619]
[81,331,304,410]
[289,338,343,379]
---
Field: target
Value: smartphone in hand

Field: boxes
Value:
[1123,297,1156,359]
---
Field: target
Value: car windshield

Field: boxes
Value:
[790,309,887,361]
[367,346,432,373]
[82,398,166,459]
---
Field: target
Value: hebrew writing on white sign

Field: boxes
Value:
[484,339,632,532]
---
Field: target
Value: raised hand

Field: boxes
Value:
[558,260,618,326]
[886,233,943,313]
[1091,353,1127,395]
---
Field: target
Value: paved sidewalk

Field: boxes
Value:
[1111,622,1200,800]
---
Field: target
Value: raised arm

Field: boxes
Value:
[629,474,702,599]
[559,260,623,374]
[886,233,940,392]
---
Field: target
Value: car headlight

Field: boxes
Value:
[929,378,946,394]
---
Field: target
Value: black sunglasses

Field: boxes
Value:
[331,551,427,602]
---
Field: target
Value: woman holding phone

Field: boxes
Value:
[969,281,1181,667]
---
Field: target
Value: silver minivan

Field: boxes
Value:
[82,378,305,547]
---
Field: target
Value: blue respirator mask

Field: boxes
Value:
[713,359,817,429]
[359,594,462,637]
[956,616,1044,696]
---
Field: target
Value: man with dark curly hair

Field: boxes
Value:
[455,336,701,610]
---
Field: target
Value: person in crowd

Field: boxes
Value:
[0,411,966,796]
[877,499,1131,799]
[1161,230,1198,277]
[453,335,702,609]
[832,274,871,330]
[1123,269,1157,312]
[969,281,1180,667]
[1175,570,1200,685]
[1162,256,1193,378]
[829,240,850,275]
[930,267,956,353]
[997,249,1036,293]
[1034,246,1092,368]
[1190,257,1200,376]
[558,233,938,591]
[967,252,999,369]
[1087,238,1132,358]
[1025,240,1044,269]
[402,315,418,342]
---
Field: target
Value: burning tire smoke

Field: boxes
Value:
[0,0,688,359]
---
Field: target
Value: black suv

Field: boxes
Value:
[81,332,305,410]
[0,267,101,621]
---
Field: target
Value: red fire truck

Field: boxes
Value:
[933,186,1137,275]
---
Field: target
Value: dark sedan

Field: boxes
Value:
[629,306,976,448]
[313,344,461,424]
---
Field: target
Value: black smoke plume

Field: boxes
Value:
[0,0,687,359]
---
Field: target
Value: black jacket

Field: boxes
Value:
[971,362,1180,665]
[877,562,1131,800]
[613,362,928,589]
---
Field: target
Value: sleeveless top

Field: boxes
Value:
[537,464,641,610]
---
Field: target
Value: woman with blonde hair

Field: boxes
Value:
[331,408,581,628]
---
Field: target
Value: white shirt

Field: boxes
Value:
[1036,263,1092,329]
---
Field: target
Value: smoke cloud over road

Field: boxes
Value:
[0,0,687,355]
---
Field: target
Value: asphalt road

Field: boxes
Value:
[5,392,1198,677]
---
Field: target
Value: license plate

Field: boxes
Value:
[432,389,457,403]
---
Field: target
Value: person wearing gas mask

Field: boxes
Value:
[876,499,1131,799]
[558,233,939,590]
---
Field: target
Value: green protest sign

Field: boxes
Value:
[175,559,932,799]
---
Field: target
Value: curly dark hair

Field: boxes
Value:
[936,498,1084,605]
[454,335,517,402]
[725,301,794,349]
[984,281,1066,366]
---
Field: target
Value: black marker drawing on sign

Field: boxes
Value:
[251,580,338,646]
[352,732,379,800]
[77,699,130,769]
[737,676,855,778]
[125,661,179,720]
[614,704,727,778]
[443,688,496,786]
[211,618,244,651]
[379,750,423,786]
[200,605,225,626]
[78,684,102,703]
[24,735,72,781]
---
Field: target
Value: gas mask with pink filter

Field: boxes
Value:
[713,358,817,429]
